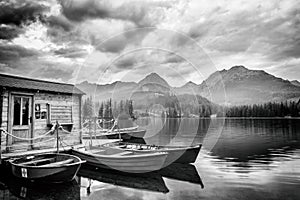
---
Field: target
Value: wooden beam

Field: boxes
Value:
[30,95,35,150]
[0,88,3,164]
[1,143,85,160]
[79,95,82,144]
[6,91,12,152]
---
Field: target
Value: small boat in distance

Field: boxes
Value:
[103,142,202,166]
[10,153,85,183]
[71,147,168,173]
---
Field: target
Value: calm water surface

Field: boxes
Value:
[1,118,299,200]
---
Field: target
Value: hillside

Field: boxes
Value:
[198,66,300,105]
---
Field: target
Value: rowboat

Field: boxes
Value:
[82,129,146,140]
[71,147,168,173]
[104,142,202,166]
[9,153,85,183]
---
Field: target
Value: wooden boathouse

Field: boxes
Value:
[0,73,85,154]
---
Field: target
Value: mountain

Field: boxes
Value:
[198,66,300,105]
[77,66,300,107]
[174,81,200,95]
[291,80,300,87]
[77,80,138,102]
[138,72,170,88]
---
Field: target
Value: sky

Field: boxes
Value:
[0,0,299,87]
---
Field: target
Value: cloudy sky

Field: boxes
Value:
[0,0,299,86]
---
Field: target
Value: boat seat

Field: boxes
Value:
[89,149,106,154]
[21,158,55,165]
[113,151,133,156]
[39,159,74,167]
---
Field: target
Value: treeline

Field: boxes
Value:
[82,97,135,120]
[152,94,215,118]
[222,100,300,117]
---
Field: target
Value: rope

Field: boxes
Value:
[0,125,56,141]
[58,125,73,134]
[4,137,56,148]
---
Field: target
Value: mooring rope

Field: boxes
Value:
[58,125,72,134]
[4,137,56,148]
[0,125,56,141]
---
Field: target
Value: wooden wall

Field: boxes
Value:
[1,90,82,151]
[33,92,81,148]
[1,91,8,131]
[34,92,81,131]
[1,91,8,151]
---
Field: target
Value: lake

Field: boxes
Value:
[1,118,299,200]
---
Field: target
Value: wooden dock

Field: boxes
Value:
[1,139,119,161]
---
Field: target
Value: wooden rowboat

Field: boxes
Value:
[82,129,146,140]
[104,142,202,166]
[71,147,168,173]
[9,153,85,183]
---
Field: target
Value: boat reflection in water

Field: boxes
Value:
[78,162,204,197]
[0,174,80,200]
[78,165,169,194]
[159,163,204,188]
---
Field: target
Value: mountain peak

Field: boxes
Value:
[138,72,170,87]
[291,80,300,87]
[228,65,248,71]
[183,81,197,87]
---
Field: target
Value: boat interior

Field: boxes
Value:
[86,146,141,156]
[13,154,76,167]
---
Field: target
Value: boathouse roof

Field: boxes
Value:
[0,73,85,95]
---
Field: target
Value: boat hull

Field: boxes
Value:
[109,143,202,166]
[10,153,84,183]
[72,149,167,173]
[83,129,146,140]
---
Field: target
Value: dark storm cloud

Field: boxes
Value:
[0,26,23,40]
[47,15,74,32]
[0,0,48,26]
[59,0,172,27]
[114,56,137,69]
[94,28,154,53]
[0,44,39,63]
[0,0,49,39]
[54,46,87,58]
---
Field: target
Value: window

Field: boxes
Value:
[13,96,30,126]
[13,97,21,125]
[35,103,48,120]
[35,104,41,119]
[22,97,29,125]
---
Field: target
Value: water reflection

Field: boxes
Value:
[159,163,204,188]
[78,165,169,193]
[0,174,80,200]
[0,118,299,200]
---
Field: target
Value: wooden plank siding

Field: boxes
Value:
[1,91,8,151]
[1,91,82,152]
[31,93,81,149]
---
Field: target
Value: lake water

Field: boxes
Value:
[1,118,299,200]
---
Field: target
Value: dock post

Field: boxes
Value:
[89,119,92,148]
[0,129,2,164]
[93,116,97,139]
[56,121,59,154]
